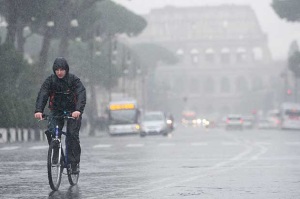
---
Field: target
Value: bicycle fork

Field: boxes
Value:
[53,125,62,165]
[54,125,69,168]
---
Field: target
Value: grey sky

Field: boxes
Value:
[113,0,300,61]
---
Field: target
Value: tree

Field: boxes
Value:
[0,42,37,128]
[288,51,300,101]
[0,0,147,132]
[272,0,300,22]
[0,0,51,51]
[66,0,147,136]
[132,43,178,75]
[288,51,300,77]
[272,0,300,101]
[288,40,299,57]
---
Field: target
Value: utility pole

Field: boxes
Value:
[108,34,112,102]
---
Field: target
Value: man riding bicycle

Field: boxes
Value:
[34,57,86,174]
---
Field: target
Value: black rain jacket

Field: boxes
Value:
[35,73,86,113]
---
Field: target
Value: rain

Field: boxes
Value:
[0,0,300,198]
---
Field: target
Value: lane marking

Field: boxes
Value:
[0,146,20,150]
[93,144,112,148]
[141,145,255,194]
[190,142,208,146]
[255,142,271,145]
[158,143,175,147]
[126,144,144,147]
[222,142,240,146]
[30,145,48,150]
[285,142,300,146]
[2,140,297,151]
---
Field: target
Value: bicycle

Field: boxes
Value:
[40,112,80,191]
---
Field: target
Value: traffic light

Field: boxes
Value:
[287,89,292,95]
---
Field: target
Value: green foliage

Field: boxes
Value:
[68,0,147,89]
[0,43,37,128]
[132,43,179,74]
[272,0,300,22]
[96,1,147,36]
[68,39,122,89]
[0,0,148,129]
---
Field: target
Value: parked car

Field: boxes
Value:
[140,111,169,137]
[225,114,243,130]
[257,118,272,129]
[243,115,255,129]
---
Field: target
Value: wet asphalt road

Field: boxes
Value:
[1,125,300,199]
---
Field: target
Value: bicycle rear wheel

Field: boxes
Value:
[47,140,63,191]
[67,164,79,185]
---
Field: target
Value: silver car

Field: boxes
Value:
[225,114,243,130]
[140,111,169,137]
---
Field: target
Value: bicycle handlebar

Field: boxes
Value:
[41,114,75,121]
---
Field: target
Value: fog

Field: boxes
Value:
[1,2,300,197]
[112,0,299,122]
[114,0,300,61]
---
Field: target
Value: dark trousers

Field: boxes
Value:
[45,111,82,165]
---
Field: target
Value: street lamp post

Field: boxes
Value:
[122,49,131,97]
[108,35,118,102]
[108,35,112,102]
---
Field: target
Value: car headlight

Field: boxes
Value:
[135,124,140,130]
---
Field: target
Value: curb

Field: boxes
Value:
[0,128,47,143]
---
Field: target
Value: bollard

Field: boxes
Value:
[8,128,17,143]
[17,128,22,142]
[23,129,29,142]
[0,128,8,143]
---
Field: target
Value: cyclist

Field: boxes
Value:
[34,57,86,174]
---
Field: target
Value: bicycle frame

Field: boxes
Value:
[51,113,75,169]
[53,125,67,170]
[42,112,79,190]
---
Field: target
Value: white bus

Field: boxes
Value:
[106,99,141,135]
[280,102,300,130]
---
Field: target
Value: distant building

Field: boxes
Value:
[130,5,284,118]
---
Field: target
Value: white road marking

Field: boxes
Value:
[255,142,271,145]
[2,140,299,151]
[0,146,20,151]
[285,142,300,146]
[93,144,112,148]
[222,142,240,146]
[126,144,144,147]
[190,142,208,146]
[30,145,48,150]
[141,144,257,194]
[158,143,175,147]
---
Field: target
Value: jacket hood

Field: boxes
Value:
[52,57,69,75]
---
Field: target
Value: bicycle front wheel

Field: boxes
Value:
[67,164,79,185]
[47,141,63,191]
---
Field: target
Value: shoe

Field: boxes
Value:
[71,163,80,174]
